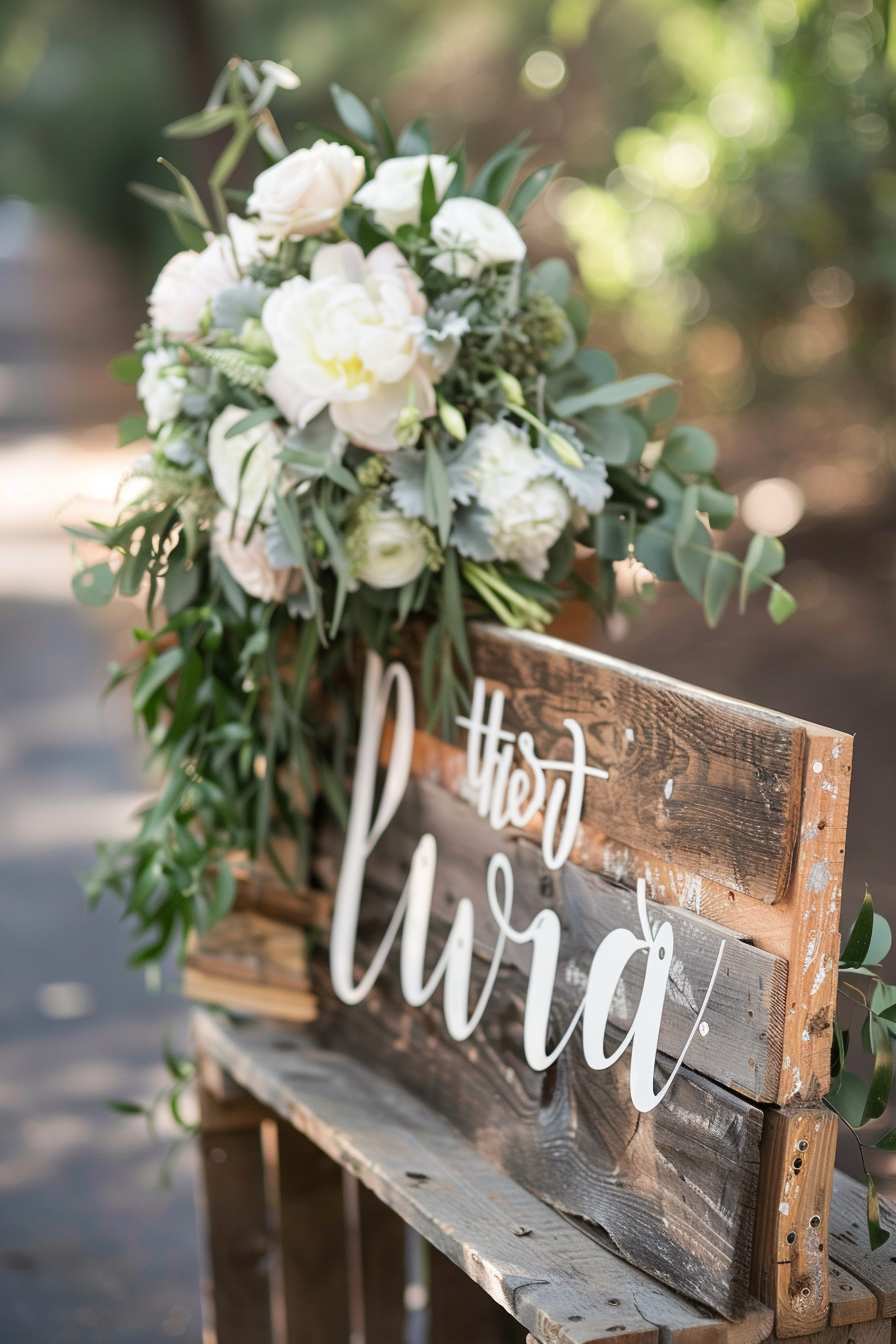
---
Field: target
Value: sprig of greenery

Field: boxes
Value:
[828,886,896,1248]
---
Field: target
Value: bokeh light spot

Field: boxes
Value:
[523,50,567,92]
[808,266,854,308]
[741,478,805,536]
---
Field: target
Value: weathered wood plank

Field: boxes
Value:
[184,912,318,1023]
[828,1171,896,1317]
[276,1120,351,1344]
[827,1263,879,1327]
[462,624,808,904]
[306,913,763,1323]
[194,1009,759,1343]
[197,1084,273,1344]
[750,1107,837,1337]
[359,777,787,1103]
[770,1323,888,1344]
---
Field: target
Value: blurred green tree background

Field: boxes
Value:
[2,0,895,540]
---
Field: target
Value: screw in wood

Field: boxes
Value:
[786,1231,796,1244]
[797,1140,809,1151]
[809,1215,821,1228]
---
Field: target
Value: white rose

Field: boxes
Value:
[263,240,436,451]
[148,235,240,339]
[468,420,571,578]
[431,197,527,278]
[226,213,280,268]
[354,506,432,589]
[207,405,282,522]
[247,140,366,240]
[354,155,457,233]
[137,347,188,433]
[212,510,300,603]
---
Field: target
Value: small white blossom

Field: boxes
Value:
[137,347,188,433]
[353,505,433,589]
[354,155,456,233]
[248,140,365,240]
[431,197,526,278]
[467,420,571,578]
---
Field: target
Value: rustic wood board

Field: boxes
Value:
[194,1009,763,1344]
[359,777,787,1103]
[383,711,851,1108]
[750,1106,837,1336]
[828,1171,896,1316]
[305,897,764,1323]
[769,1324,888,1344]
[460,625,808,905]
[826,1263,879,1327]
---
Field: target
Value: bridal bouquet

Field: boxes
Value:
[71,58,794,964]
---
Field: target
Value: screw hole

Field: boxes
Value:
[801,1288,811,1298]
[793,1158,803,1171]
[568,1316,583,1323]
[658,947,666,960]
[786,1232,796,1245]
[607,1299,621,1306]
[798,1140,808,1151]
[809,1216,820,1229]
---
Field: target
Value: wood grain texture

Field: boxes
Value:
[305,909,763,1323]
[771,1322,889,1344]
[382,715,850,1107]
[358,778,787,1102]
[197,1085,273,1344]
[184,912,318,1022]
[276,1121,351,1344]
[183,966,318,1023]
[828,1171,896,1317]
[827,1263,879,1327]
[750,1107,837,1337]
[462,625,808,904]
[229,845,333,928]
[194,1009,762,1343]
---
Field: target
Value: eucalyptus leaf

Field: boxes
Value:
[133,647,186,713]
[118,413,148,447]
[867,1175,890,1250]
[662,425,718,475]
[528,257,571,305]
[508,162,560,224]
[397,116,433,156]
[330,84,377,145]
[826,1069,869,1127]
[164,105,236,138]
[841,885,874,968]
[108,353,144,384]
[72,562,117,607]
[556,374,676,417]
[703,553,739,628]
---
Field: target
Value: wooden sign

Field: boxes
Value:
[187,622,853,1334]
[308,625,852,1330]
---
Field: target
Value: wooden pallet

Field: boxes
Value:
[193,1008,896,1344]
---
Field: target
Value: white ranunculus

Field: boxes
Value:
[247,140,365,240]
[431,197,527,278]
[212,510,300,603]
[354,506,432,589]
[354,155,457,233]
[207,405,282,522]
[226,213,280,269]
[137,347,188,433]
[263,240,436,451]
[468,420,571,578]
[147,235,241,339]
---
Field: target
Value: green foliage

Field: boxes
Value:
[828,885,896,1249]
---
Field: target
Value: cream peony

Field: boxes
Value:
[354,506,432,589]
[212,510,300,603]
[262,240,436,451]
[137,347,188,433]
[431,197,527,278]
[468,420,571,578]
[354,155,456,233]
[247,140,365,239]
[207,405,282,522]
[147,235,240,339]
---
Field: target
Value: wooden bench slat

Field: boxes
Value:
[193,1009,767,1344]
[827,1263,880,1327]
[828,1171,896,1317]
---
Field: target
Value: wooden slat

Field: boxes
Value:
[308,930,763,1322]
[197,1085,273,1344]
[827,1263,879,1327]
[770,1323,888,1344]
[193,1008,759,1344]
[183,965,318,1022]
[828,1171,896,1316]
[276,1121,351,1344]
[360,777,787,1102]
[463,625,808,904]
[751,1107,837,1337]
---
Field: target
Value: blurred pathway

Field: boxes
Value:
[0,203,202,1343]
